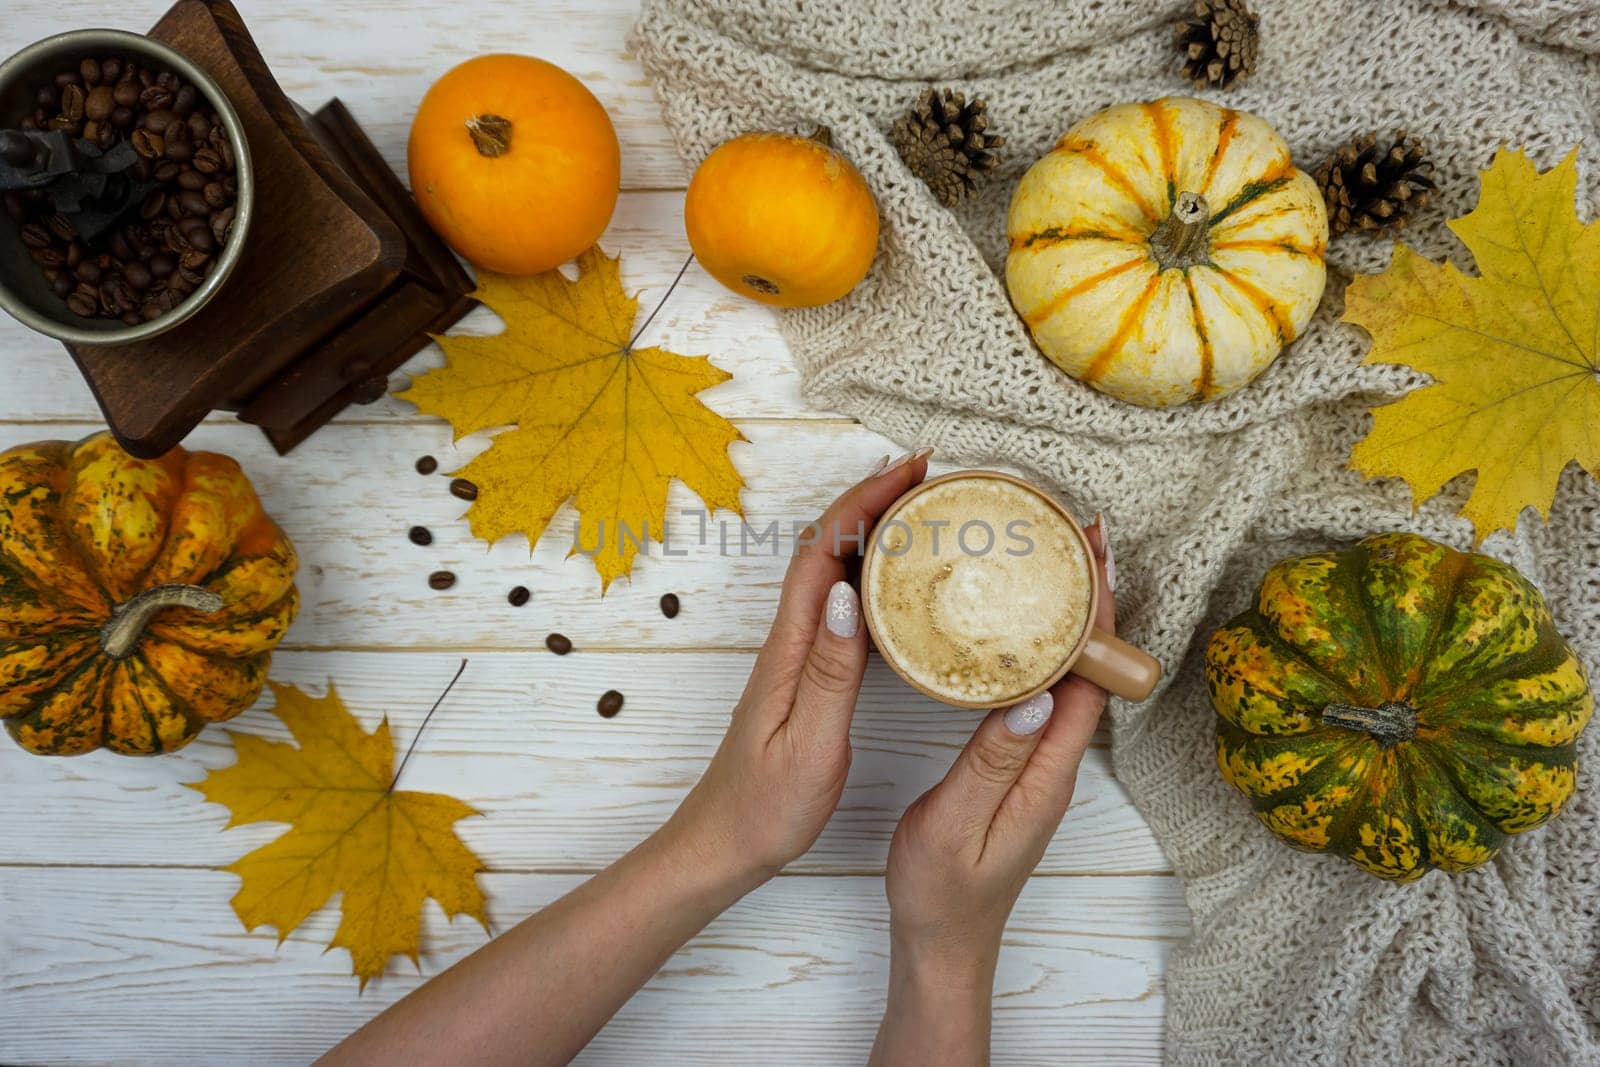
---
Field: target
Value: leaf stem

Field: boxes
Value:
[390,658,470,792]
[627,252,696,352]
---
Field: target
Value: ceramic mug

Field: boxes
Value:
[860,470,1161,707]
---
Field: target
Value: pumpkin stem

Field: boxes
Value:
[809,125,833,148]
[100,584,224,661]
[1322,700,1418,745]
[1148,191,1211,270]
[466,114,513,158]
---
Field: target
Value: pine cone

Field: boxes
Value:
[1176,0,1260,90]
[1315,132,1437,236]
[889,88,1005,208]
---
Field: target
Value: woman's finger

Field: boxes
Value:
[785,580,869,748]
[926,689,1055,837]
[1011,517,1115,819]
[753,449,932,691]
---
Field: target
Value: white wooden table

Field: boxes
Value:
[0,3,1189,1062]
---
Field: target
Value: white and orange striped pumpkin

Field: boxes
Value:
[1006,97,1328,407]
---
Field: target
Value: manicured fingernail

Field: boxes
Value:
[866,454,889,477]
[1003,691,1054,736]
[1102,515,1117,593]
[881,446,934,475]
[825,580,859,638]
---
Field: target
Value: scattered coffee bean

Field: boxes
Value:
[597,690,624,719]
[660,593,680,619]
[415,455,439,475]
[450,478,479,501]
[545,633,573,656]
[428,570,457,591]
[508,586,531,607]
[409,526,433,546]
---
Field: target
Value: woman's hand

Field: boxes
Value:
[666,449,934,886]
[870,522,1115,1067]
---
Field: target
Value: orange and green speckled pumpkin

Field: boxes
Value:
[1206,532,1591,882]
[0,434,299,756]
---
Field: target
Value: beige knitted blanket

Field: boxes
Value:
[631,1,1600,1062]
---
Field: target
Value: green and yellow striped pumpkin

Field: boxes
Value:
[1206,533,1591,882]
[1006,96,1327,407]
[0,434,299,756]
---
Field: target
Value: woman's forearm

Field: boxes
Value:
[869,941,995,1067]
[320,815,765,1067]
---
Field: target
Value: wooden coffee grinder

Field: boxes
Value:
[62,0,474,457]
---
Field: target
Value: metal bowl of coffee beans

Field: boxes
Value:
[0,29,253,345]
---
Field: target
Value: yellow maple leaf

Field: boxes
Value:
[1345,147,1600,542]
[188,682,487,988]
[400,247,746,590]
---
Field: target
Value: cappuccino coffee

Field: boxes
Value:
[864,474,1094,706]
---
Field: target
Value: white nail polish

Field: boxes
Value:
[866,454,889,477]
[882,446,933,475]
[825,580,859,638]
[1102,516,1117,594]
[1003,692,1054,736]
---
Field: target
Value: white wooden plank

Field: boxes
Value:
[0,865,1184,1066]
[0,192,820,423]
[4,0,690,189]
[0,421,965,652]
[0,651,1172,875]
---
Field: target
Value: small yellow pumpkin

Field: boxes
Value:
[685,129,879,307]
[1006,97,1328,407]
[0,434,299,756]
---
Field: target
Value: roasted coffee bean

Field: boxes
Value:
[44,213,75,241]
[139,190,166,220]
[450,478,479,501]
[140,302,163,322]
[139,85,174,111]
[187,113,210,142]
[415,455,439,475]
[428,570,457,591]
[149,252,175,279]
[85,84,115,122]
[172,84,197,116]
[122,261,153,290]
[203,182,227,210]
[107,230,133,260]
[74,259,102,285]
[597,690,624,718]
[20,222,49,249]
[59,83,85,122]
[408,526,433,546]
[192,147,224,174]
[53,70,80,89]
[130,128,163,158]
[142,108,176,135]
[157,70,178,90]
[79,58,101,85]
[52,274,75,297]
[177,264,205,287]
[164,137,192,163]
[100,277,135,313]
[177,190,209,217]
[176,167,205,190]
[211,206,235,245]
[153,160,180,183]
[545,633,573,656]
[36,85,58,110]
[509,586,531,607]
[138,67,156,87]
[30,247,66,268]
[66,292,97,317]
[217,138,234,170]
[3,193,25,222]
[100,58,122,84]
[121,310,141,326]
[660,593,681,619]
[113,80,140,108]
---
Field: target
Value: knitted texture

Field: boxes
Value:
[631,1,1600,1062]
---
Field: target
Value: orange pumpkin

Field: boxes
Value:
[685,129,879,307]
[408,54,620,275]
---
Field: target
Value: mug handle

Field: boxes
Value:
[1073,627,1162,701]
